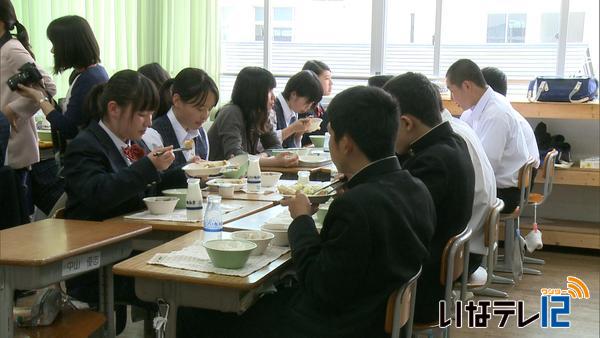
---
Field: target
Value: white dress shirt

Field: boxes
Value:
[442,109,497,255]
[460,87,529,189]
[275,92,302,147]
[98,120,131,166]
[514,112,540,168]
[167,108,201,161]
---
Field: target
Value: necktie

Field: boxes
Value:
[122,143,145,162]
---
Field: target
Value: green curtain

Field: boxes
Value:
[11,0,220,98]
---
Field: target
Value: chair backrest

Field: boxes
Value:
[484,199,505,268]
[440,225,472,317]
[516,157,536,214]
[385,266,422,338]
[540,149,559,201]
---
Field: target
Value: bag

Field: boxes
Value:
[527,76,598,103]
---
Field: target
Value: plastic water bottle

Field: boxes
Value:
[203,195,223,242]
[247,158,261,193]
[323,132,330,152]
[186,178,203,221]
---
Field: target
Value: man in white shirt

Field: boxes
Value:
[434,86,497,275]
[482,66,540,169]
[272,70,322,148]
[446,59,529,213]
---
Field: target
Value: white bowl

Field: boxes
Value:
[261,223,289,246]
[231,230,275,256]
[183,160,228,177]
[143,196,179,215]
[307,118,323,132]
[261,172,282,188]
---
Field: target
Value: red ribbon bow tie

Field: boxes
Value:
[122,143,146,162]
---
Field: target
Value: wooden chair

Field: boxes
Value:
[385,266,422,338]
[495,157,537,279]
[524,149,559,266]
[15,309,106,338]
[466,199,509,298]
[412,227,472,338]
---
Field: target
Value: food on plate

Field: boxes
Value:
[277,183,330,196]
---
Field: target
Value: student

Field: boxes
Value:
[434,84,497,276]
[481,66,540,169]
[208,66,298,167]
[177,86,435,338]
[383,72,475,323]
[299,60,332,145]
[62,69,186,221]
[1,0,56,215]
[272,70,322,148]
[367,74,393,88]
[446,59,529,213]
[138,62,172,119]
[150,68,218,168]
[16,15,109,150]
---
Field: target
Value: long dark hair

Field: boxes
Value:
[0,0,35,58]
[156,67,219,118]
[47,15,100,74]
[230,67,276,153]
[86,70,159,122]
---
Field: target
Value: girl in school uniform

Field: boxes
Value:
[150,67,219,169]
[208,66,298,167]
[62,69,186,221]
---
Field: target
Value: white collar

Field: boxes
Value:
[277,92,296,125]
[98,120,130,163]
[167,108,200,146]
[440,108,453,123]
[470,86,494,122]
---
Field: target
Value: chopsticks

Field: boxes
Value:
[311,177,347,195]
[154,147,189,156]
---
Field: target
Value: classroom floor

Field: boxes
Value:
[119,248,600,338]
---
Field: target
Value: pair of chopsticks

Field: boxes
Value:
[154,146,191,157]
[311,177,347,195]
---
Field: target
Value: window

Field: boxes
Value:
[273,27,292,42]
[541,12,585,43]
[255,7,264,41]
[487,14,527,43]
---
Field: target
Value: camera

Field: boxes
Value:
[6,62,43,91]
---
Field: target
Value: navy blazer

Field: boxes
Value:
[273,98,298,148]
[398,121,475,323]
[279,157,435,337]
[152,114,208,168]
[62,121,187,221]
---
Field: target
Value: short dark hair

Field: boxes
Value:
[282,70,323,103]
[86,70,159,122]
[368,75,393,88]
[328,86,399,161]
[383,72,442,128]
[445,59,486,89]
[302,60,330,76]
[156,67,219,117]
[138,63,171,90]
[47,15,100,74]
[230,67,276,150]
[481,66,507,96]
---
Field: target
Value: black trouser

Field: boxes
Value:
[497,187,520,214]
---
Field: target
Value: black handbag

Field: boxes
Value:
[527,76,598,103]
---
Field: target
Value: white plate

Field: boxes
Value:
[298,155,331,167]
[206,178,247,191]
[183,161,228,176]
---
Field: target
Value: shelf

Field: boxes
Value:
[536,166,600,187]
[499,217,600,250]
[443,98,599,120]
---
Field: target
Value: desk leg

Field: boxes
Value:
[166,301,178,338]
[102,266,116,338]
[0,268,14,338]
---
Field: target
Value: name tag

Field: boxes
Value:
[62,251,102,277]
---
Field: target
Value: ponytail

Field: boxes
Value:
[14,22,35,59]
[85,83,106,121]
[156,78,175,118]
